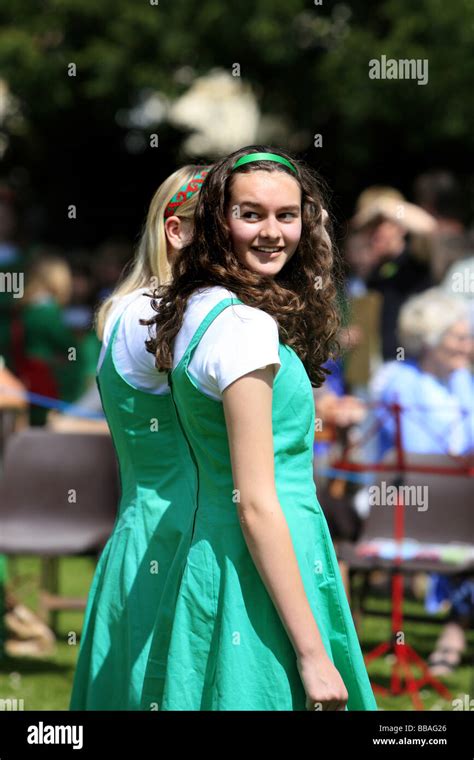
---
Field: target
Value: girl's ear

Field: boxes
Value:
[164,216,191,250]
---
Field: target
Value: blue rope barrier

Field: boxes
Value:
[0,387,105,420]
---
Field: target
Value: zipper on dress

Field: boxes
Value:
[168,372,200,543]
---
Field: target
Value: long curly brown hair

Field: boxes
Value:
[141,144,343,388]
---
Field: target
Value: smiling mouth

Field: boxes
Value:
[251,246,284,254]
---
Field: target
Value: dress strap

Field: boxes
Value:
[181,297,244,372]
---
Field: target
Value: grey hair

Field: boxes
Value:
[397,287,470,356]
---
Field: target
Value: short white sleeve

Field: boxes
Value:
[179,288,282,400]
[97,288,170,395]
[201,307,280,392]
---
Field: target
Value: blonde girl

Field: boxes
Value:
[69,165,211,710]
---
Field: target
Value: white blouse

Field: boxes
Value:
[97,285,281,401]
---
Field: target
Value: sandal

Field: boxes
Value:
[427,645,463,676]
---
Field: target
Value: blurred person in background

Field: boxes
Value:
[369,288,473,457]
[369,288,474,676]
[46,253,104,428]
[10,252,77,425]
[352,186,437,362]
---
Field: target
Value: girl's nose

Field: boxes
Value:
[259,217,281,240]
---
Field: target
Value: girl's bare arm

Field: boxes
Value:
[222,365,328,661]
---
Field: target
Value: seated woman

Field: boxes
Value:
[369,287,474,676]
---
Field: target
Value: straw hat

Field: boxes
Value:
[352,186,436,235]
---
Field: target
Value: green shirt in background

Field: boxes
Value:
[22,299,97,424]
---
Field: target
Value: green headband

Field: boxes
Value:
[232,152,297,175]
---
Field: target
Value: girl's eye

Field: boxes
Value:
[241,211,297,220]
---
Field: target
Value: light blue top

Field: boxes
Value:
[370,359,474,456]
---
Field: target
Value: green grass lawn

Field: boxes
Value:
[0,556,472,711]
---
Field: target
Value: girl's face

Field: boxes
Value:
[225,170,302,277]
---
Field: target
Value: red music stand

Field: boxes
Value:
[327,400,473,710]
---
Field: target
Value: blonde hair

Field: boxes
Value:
[24,255,72,306]
[95,165,209,340]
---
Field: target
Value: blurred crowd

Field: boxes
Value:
[312,170,474,679]
[0,186,132,428]
[314,170,473,466]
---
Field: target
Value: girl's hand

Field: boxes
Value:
[297,652,349,711]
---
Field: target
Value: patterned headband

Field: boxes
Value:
[163,167,211,219]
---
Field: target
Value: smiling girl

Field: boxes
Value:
[140,146,377,711]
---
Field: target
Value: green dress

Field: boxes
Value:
[69,313,198,710]
[141,297,378,711]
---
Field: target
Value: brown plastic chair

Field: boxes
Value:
[0,428,119,630]
[337,451,474,624]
